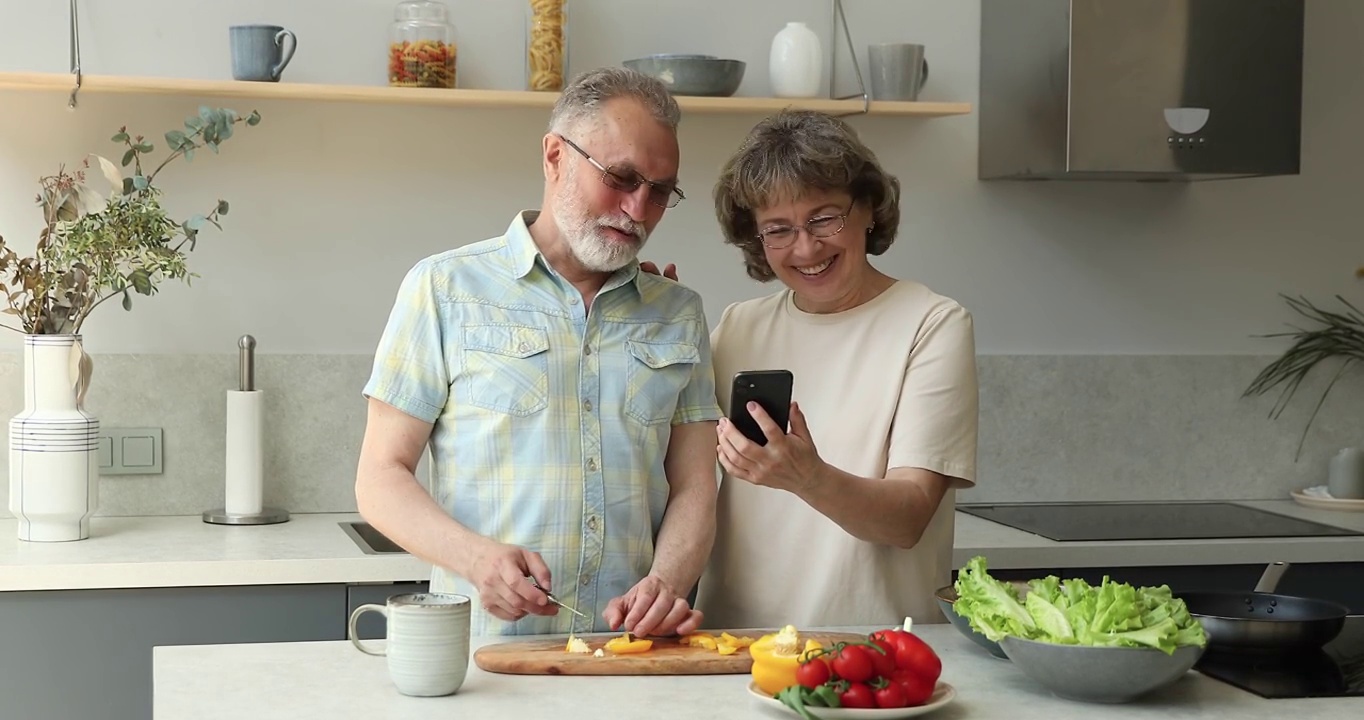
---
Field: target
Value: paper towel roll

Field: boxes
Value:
[225,390,264,515]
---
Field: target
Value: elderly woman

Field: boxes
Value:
[694,110,979,629]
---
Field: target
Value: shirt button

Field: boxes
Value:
[586,458,597,471]
[584,399,593,411]
[584,345,592,356]
[580,574,591,586]
[518,342,530,353]
[587,516,598,532]
[569,296,579,305]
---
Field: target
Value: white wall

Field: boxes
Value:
[1,0,1360,356]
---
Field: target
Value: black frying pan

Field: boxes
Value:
[1180,562,1350,652]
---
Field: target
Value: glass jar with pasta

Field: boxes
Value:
[526,0,567,91]
[389,0,457,89]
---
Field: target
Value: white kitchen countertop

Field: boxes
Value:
[3,500,1362,593]
[0,512,429,592]
[151,624,1363,720]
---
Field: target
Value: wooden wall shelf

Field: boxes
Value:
[0,71,972,118]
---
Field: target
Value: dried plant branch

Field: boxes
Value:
[1243,293,1364,460]
[0,106,261,335]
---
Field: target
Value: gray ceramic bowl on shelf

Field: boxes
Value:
[622,54,746,97]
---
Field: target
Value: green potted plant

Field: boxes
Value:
[2,105,261,542]
[1243,291,1364,461]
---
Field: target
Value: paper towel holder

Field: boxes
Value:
[204,334,290,526]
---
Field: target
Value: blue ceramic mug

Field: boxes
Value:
[230,25,297,82]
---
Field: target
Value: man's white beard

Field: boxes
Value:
[552,172,650,273]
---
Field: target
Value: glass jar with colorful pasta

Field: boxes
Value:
[390,0,457,88]
[526,0,567,91]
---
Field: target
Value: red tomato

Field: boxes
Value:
[892,669,937,706]
[873,681,908,709]
[839,681,875,709]
[831,645,876,684]
[795,658,831,689]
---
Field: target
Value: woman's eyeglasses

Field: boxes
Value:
[755,208,851,249]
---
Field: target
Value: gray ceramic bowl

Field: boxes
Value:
[999,636,1205,704]
[934,582,1031,659]
[622,54,746,97]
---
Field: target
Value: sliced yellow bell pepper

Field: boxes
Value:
[720,632,757,648]
[680,632,719,650]
[603,632,653,654]
[749,625,824,696]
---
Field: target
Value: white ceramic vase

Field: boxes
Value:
[8,334,99,542]
[769,21,822,98]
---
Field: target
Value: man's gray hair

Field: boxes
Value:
[548,66,682,136]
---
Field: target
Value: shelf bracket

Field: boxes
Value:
[67,0,82,109]
[827,0,869,117]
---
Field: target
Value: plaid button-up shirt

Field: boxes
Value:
[363,211,722,635]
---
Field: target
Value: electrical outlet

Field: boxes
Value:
[97,427,163,475]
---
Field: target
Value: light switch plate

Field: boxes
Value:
[97,427,163,475]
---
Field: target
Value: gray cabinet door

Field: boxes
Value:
[346,581,430,639]
[0,584,345,720]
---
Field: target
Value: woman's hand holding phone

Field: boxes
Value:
[716,400,825,494]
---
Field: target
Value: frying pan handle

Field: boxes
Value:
[1253,561,1291,593]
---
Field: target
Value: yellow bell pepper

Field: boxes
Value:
[749,625,823,696]
[603,632,653,654]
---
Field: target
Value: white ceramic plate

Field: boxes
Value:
[747,681,957,719]
[1291,487,1364,512]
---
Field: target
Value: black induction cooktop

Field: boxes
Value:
[1196,616,1364,699]
[957,501,1362,542]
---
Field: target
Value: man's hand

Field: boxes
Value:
[603,575,702,637]
[467,540,558,622]
[638,260,679,281]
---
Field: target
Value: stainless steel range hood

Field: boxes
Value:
[978,0,1305,182]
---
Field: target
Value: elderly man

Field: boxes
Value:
[356,66,721,638]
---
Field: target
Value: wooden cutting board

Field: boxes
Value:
[473,629,869,676]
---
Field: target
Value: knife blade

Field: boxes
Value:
[528,577,588,619]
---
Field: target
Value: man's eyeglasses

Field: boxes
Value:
[756,207,851,249]
[557,134,685,209]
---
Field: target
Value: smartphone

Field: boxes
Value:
[728,370,794,446]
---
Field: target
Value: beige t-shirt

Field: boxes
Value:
[695,279,979,629]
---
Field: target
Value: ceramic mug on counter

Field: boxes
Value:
[348,592,471,697]
[1328,448,1364,499]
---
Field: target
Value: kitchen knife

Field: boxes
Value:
[528,576,588,619]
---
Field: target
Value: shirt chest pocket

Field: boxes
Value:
[625,339,700,426]
[460,324,550,416]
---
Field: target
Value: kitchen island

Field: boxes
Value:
[151,624,1362,719]
[3,500,1362,592]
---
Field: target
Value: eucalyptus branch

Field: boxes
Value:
[145,122,207,185]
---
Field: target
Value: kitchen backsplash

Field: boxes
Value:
[2,352,1359,518]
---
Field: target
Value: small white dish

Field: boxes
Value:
[1291,486,1364,512]
[747,681,956,718]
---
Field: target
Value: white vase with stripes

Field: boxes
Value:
[8,334,99,542]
